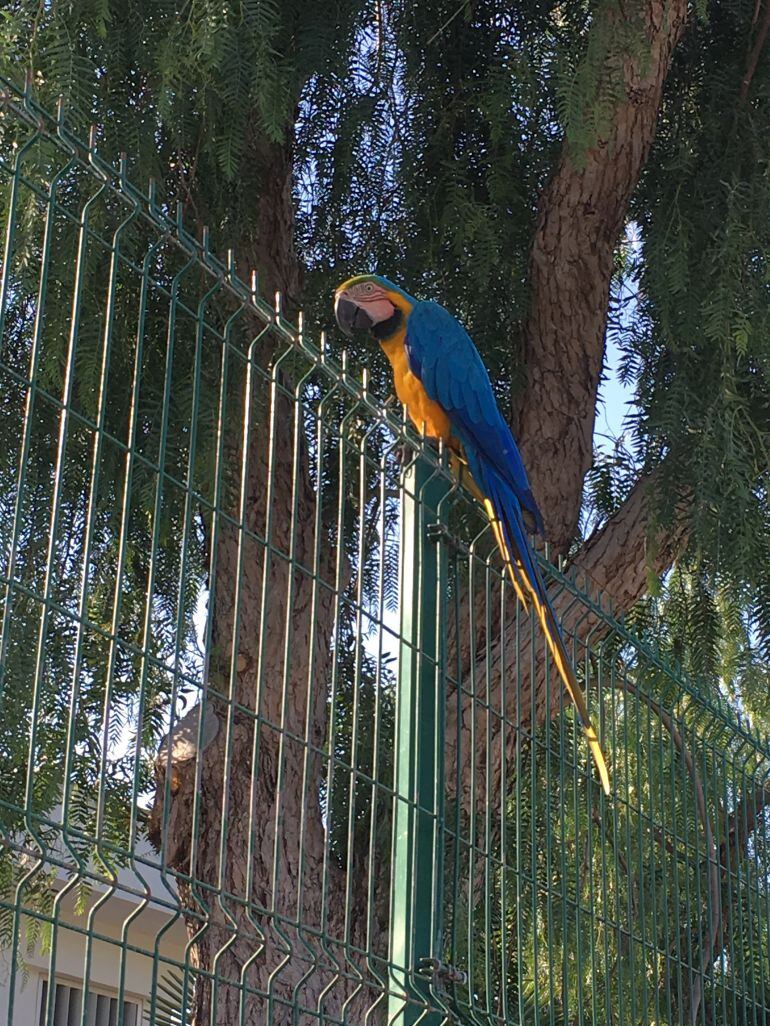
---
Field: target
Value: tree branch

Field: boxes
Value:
[516,0,689,556]
[741,0,770,101]
[565,468,689,615]
[447,465,689,816]
[724,778,770,857]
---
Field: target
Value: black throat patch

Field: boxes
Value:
[372,308,403,341]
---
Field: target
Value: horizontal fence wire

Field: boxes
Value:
[1,76,770,1026]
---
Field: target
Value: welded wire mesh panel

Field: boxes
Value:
[430,548,770,1026]
[1,77,770,1026]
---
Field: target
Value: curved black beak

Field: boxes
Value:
[335,294,374,338]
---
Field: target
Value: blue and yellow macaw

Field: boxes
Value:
[335,273,610,795]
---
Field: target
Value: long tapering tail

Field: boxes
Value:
[481,465,611,796]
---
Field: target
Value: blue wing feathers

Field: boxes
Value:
[404,300,609,790]
[406,301,544,534]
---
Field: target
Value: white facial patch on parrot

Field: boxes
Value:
[356,296,397,323]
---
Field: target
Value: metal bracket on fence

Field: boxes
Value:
[425,521,467,555]
[417,957,468,987]
[425,522,448,544]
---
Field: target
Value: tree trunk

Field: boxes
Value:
[246,133,304,311]
[184,407,336,1024]
[516,0,690,556]
[151,130,353,1024]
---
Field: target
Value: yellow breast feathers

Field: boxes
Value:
[379,330,453,443]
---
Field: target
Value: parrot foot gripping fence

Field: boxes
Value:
[1,77,770,1026]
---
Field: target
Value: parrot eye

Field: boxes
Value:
[363,283,374,294]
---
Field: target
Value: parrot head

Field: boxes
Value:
[334,274,415,338]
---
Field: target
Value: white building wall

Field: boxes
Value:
[0,852,187,1026]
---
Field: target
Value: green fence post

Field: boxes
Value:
[389,453,451,1025]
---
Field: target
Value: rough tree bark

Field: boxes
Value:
[150,131,352,1024]
[151,127,392,1025]
[516,0,690,556]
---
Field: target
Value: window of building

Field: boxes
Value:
[38,979,139,1026]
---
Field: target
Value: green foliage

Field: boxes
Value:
[2,0,770,1021]
[144,969,191,1026]
[0,0,364,261]
[0,0,365,905]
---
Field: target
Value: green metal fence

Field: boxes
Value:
[1,76,770,1026]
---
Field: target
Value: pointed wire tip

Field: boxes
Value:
[250,270,258,295]
[274,290,283,314]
